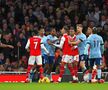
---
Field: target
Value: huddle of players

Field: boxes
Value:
[25,24,104,83]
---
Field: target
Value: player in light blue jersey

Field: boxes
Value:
[84,27,104,83]
[68,24,87,74]
[76,31,86,56]
[43,28,58,79]
[38,28,49,65]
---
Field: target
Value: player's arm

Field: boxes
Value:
[52,39,59,43]
[100,37,104,55]
[25,39,30,51]
[41,44,49,54]
[84,43,90,55]
[52,36,65,49]
[84,39,90,55]
[41,40,49,54]
[52,37,59,43]
[68,39,82,45]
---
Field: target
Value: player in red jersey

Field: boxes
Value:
[49,26,77,82]
[68,26,79,81]
[25,32,49,82]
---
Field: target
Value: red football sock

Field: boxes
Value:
[39,66,44,79]
[59,64,65,78]
[73,65,78,77]
[92,69,97,79]
[68,64,75,77]
[26,65,33,78]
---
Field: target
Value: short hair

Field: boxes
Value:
[39,27,44,31]
[70,26,75,30]
[50,27,56,31]
[32,31,38,36]
[63,25,70,31]
[88,27,92,30]
[77,24,83,28]
[92,27,98,34]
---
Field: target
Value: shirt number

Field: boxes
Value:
[34,42,38,49]
[94,40,99,48]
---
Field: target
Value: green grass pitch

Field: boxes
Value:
[0,83,108,90]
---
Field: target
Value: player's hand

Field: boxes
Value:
[7,45,14,49]
[52,39,59,43]
[68,39,72,45]
[47,40,53,45]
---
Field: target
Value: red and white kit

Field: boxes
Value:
[25,36,49,65]
[68,35,79,62]
[54,34,74,63]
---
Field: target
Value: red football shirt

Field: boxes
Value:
[29,36,41,56]
[62,34,73,55]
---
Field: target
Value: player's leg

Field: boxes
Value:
[79,55,90,82]
[67,55,78,82]
[43,54,49,76]
[79,55,87,73]
[26,56,36,82]
[68,63,78,82]
[36,55,44,79]
[96,58,104,83]
[73,55,79,80]
[92,65,97,82]
[46,56,54,80]
[57,62,66,82]
[89,59,95,82]
[57,55,67,82]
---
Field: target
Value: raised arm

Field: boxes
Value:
[53,36,65,49]
[41,40,49,54]
[25,39,30,49]
[68,39,82,45]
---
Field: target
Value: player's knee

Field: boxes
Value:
[74,61,78,66]
[80,62,84,67]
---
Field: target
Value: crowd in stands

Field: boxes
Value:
[0,0,108,72]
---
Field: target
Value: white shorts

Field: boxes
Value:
[62,55,72,63]
[28,55,42,65]
[72,55,79,62]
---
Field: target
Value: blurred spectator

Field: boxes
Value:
[16,32,27,59]
[0,0,108,72]
[4,58,12,71]
[1,33,14,61]
[100,15,107,27]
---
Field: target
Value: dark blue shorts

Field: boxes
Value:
[89,58,101,67]
[79,54,88,61]
[43,54,54,64]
